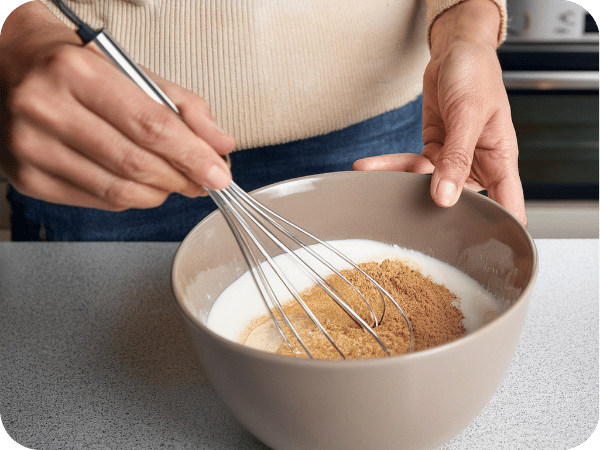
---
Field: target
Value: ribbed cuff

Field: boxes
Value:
[426,0,507,48]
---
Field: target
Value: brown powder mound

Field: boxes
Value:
[243,259,466,360]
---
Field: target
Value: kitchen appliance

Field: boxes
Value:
[505,0,598,43]
[499,0,598,237]
[500,0,598,200]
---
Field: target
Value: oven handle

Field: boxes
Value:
[502,71,599,90]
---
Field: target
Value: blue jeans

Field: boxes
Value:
[8,95,423,241]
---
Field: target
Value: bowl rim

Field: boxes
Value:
[171,171,539,368]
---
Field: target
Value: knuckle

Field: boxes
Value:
[45,46,87,77]
[10,80,66,133]
[8,84,27,114]
[9,165,39,198]
[10,47,89,116]
[171,146,208,178]
[119,148,150,180]
[102,180,137,209]
[132,107,173,147]
[182,184,207,197]
[440,148,471,173]
[101,179,167,210]
[9,121,38,159]
[9,80,43,118]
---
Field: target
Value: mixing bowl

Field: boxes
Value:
[171,171,538,450]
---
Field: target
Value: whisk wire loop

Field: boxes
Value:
[228,183,383,328]
[210,182,415,358]
[210,190,298,352]
[210,185,342,358]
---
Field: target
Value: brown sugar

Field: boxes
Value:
[241,259,466,360]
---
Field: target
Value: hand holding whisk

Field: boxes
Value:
[52,0,413,358]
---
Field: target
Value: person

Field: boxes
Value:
[0,0,526,241]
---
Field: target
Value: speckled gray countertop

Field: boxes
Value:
[0,240,598,450]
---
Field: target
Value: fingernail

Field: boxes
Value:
[206,163,232,190]
[436,179,459,206]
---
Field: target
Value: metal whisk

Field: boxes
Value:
[209,183,414,358]
[54,0,413,359]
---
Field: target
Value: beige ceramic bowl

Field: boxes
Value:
[171,171,538,450]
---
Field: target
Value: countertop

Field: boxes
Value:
[0,240,598,450]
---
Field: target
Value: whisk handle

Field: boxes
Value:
[89,30,180,114]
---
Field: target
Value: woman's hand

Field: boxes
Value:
[354,0,526,225]
[0,1,234,211]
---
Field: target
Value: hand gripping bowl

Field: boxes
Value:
[171,171,538,450]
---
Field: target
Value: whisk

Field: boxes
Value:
[53,0,414,359]
[210,184,414,358]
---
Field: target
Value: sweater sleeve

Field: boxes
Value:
[426,0,507,47]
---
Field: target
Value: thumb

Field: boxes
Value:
[428,117,481,208]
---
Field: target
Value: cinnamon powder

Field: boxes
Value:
[242,259,466,360]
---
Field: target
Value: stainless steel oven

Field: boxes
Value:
[498,0,598,237]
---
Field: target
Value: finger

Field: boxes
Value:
[10,164,150,211]
[422,112,446,151]
[9,121,171,210]
[158,82,236,156]
[64,48,232,190]
[13,85,206,198]
[486,169,527,226]
[428,112,483,208]
[353,153,435,174]
[424,142,488,193]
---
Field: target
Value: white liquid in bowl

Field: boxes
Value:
[206,239,500,351]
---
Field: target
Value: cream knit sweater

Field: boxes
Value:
[41,0,506,151]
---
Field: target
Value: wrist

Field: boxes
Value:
[430,0,502,58]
